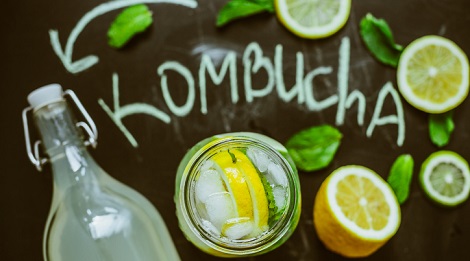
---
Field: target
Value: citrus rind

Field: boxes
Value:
[274,0,351,39]
[397,35,470,114]
[230,150,269,234]
[326,165,401,240]
[420,150,470,206]
[210,153,254,219]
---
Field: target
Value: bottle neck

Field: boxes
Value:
[33,100,85,154]
[33,101,99,191]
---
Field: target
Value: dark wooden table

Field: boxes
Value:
[2,0,470,260]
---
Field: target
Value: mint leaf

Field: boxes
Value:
[108,4,153,48]
[285,125,342,172]
[429,111,455,147]
[258,171,278,227]
[217,0,274,27]
[387,154,414,204]
[227,150,237,163]
[359,13,403,67]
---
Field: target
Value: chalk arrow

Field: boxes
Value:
[49,0,198,74]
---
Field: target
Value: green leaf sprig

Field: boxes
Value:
[108,4,153,48]
[258,172,279,227]
[359,13,403,67]
[285,125,342,172]
[387,154,414,204]
[429,111,455,147]
[217,0,274,27]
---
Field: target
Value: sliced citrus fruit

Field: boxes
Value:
[211,151,254,219]
[420,150,470,206]
[221,217,254,240]
[397,35,470,113]
[313,165,400,258]
[274,0,351,39]
[210,149,270,238]
[231,149,269,235]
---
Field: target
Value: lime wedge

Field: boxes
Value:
[420,150,470,206]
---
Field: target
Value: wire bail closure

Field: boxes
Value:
[22,89,98,172]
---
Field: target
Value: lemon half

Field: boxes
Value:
[313,165,401,258]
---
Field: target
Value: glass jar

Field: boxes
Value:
[174,132,301,257]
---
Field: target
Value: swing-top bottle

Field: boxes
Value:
[22,84,180,261]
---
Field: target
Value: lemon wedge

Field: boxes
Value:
[211,151,253,220]
[274,0,351,39]
[313,165,400,257]
[211,149,269,238]
[397,35,470,113]
[230,149,269,235]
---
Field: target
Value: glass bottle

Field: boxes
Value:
[22,84,180,261]
[174,133,301,257]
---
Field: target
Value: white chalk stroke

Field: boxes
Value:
[49,0,198,74]
[99,37,406,148]
[98,73,171,147]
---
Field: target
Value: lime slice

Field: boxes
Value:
[420,150,470,206]
[274,0,351,39]
[397,35,470,113]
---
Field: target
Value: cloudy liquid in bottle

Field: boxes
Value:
[24,85,180,261]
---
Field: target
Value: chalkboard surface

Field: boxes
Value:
[3,0,470,260]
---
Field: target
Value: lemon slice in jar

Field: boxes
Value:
[211,150,269,239]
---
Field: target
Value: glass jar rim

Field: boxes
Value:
[178,135,300,256]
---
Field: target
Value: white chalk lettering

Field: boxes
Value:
[49,0,198,74]
[199,52,238,114]
[336,37,366,126]
[98,73,171,147]
[366,82,406,146]
[274,45,305,103]
[97,37,406,148]
[243,42,275,102]
[47,0,408,149]
[304,66,337,111]
[345,90,367,126]
[158,61,195,117]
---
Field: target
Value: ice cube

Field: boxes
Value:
[267,162,288,187]
[205,192,236,231]
[247,148,270,172]
[195,169,225,203]
[273,186,287,210]
[201,219,221,236]
[195,202,208,220]
[222,218,254,240]
[200,160,214,172]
